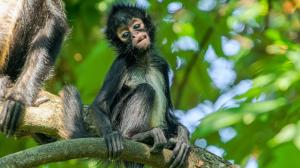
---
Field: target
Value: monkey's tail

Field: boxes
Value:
[61,85,90,139]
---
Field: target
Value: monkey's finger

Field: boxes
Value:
[116,134,123,158]
[172,142,182,156]
[0,102,8,132]
[6,101,23,136]
[3,101,14,135]
[177,145,190,168]
[109,138,114,160]
[7,102,23,136]
[150,131,164,153]
[168,142,182,166]
[157,129,167,144]
[170,143,185,168]
[105,137,112,159]
[152,130,158,143]
[152,128,164,143]
[0,101,10,132]
[111,135,118,159]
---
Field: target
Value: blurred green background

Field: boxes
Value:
[1,0,300,167]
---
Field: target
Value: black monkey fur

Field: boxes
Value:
[0,0,68,141]
[63,4,190,168]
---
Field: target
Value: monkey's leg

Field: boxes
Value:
[0,16,66,136]
[120,83,167,153]
[116,83,165,168]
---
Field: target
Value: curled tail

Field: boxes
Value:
[61,85,90,139]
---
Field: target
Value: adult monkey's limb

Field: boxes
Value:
[0,89,98,139]
[0,90,68,138]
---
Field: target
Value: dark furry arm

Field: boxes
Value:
[90,57,127,135]
[158,55,190,143]
[8,16,67,105]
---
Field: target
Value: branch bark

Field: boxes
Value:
[0,90,234,168]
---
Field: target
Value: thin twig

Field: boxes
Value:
[264,0,272,30]
[175,15,220,107]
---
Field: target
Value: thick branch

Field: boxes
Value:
[0,91,233,168]
[0,138,233,168]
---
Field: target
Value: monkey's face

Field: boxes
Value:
[117,18,150,50]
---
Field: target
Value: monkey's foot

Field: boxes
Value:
[167,138,190,168]
[132,128,167,153]
[149,128,167,153]
[104,131,124,160]
[0,100,24,136]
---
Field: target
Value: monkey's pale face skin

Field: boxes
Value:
[117,18,151,49]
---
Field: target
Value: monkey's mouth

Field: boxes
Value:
[135,36,150,49]
[137,36,147,44]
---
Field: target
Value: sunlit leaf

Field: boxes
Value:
[268,124,296,147]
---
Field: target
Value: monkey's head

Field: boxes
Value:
[105,4,155,54]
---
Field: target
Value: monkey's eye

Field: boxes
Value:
[133,24,141,29]
[121,31,130,39]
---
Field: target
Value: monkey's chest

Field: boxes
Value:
[125,68,167,127]
[126,68,165,93]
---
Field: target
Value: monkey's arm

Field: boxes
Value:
[9,18,67,105]
[160,56,191,168]
[90,57,127,159]
[90,99,124,159]
[0,17,67,136]
[158,56,190,143]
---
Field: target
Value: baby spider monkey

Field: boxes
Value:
[64,4,190,168]
[93,4,190,168]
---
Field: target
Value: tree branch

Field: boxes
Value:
[0,91,234,168]
[0,138,233,168]
[264,0,272,30]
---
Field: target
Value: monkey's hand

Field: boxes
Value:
[132,127,167,153]
[150,128,168,153]
[103,131,124,160]
[0,99,25,136]
[166,138,190,168]
[0,90,30,136]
